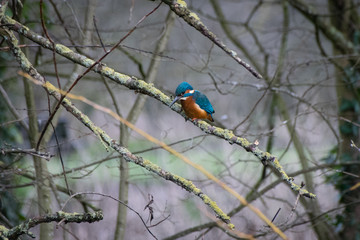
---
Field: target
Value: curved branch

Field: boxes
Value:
[2,27,234,227]
[62,192,158,240]
[209,0,264,75]
[164,160,360,239]
[287,0,355,53]
[1,211,103,240]
[2,16,315,199]
[0,84,29,131]
[0,147,53,160]
[160,0,262,79]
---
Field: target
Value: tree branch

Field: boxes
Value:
[0,147,54,160]
[1,16,315,199]
[160,0,262,79]
[287,0,355,53]
[63,192,158,240]
[0,211,103,240]
[2,27,235,228]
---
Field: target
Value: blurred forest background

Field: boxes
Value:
[0,0,359,239]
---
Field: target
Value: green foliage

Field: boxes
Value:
[21,1,51,29]
[322,147,360,232]
[0,45,24,227]
[338,66,360,137]
[340,122,358,136]
[333,214,344,232]
[0,99,24,227]
[321,147,349,197]
[339,98,358,113]
[353,30,360,47]
[321,146,338,164]
[344,67,360,86]
[0,191,25,224]
[323,64,360,232]
[5,7,13,17]
[0,52,12,82]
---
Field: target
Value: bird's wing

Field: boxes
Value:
[193,91,215,114]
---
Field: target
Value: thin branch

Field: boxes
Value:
[209,0,264,76]
[40,0,70,194]
[1,211,103,240]
[93,15,106,52]
[39,0,61,89]
[0,147,54,160]
[163,160,360,239]
[0,84,29,131]
[48,0,78,51]
[287,0,355,53]
[161,0,262,79]
[35,77,235,228]
[35,2,163,151]
[62,192,158,240]
[3,20,235,226]
[3,17,315,199]
[48,135,207,179]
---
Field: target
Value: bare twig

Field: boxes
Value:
[287,0,355,53]
[93,15,106,52]
[271,208,281,223]
[62,192,158,240]
[0,147,54,161]
[35,2,162,151]
[0,84,29,131]
[39,0,60,89]
[1,211,103,240]
[148,215,171,228]
[161,0,262,79]
[144,194,154,224]
[2,17,315,199]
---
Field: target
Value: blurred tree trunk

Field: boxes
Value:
[276,95,339,240]
[23,72,53,240]
[113,10,176,240]
[10,1,54,237]
[3,0,360,238]
[22,2,98,239]
[328,0,360,238]
[211,0,339,238]
[114,128,130,240]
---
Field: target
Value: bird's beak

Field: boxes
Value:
[170,96,181,107]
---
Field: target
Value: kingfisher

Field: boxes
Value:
[170,82,215,122]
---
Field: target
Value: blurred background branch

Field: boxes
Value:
[0,0,359,239]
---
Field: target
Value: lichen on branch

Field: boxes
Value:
[1,16,316,199]
[0,211,103,240]
[161,0,262,79]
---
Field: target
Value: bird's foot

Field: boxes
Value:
[192,118,199,123]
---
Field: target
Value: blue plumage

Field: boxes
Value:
[183,90,215,115]
[174,82,193,96]
[170,82,215,122]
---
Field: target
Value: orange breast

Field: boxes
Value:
[181,97,213,121]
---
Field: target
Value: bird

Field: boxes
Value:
[172,82,194,99]
[170,82,215,122]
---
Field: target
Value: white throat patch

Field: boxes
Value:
[181,89,195,100]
